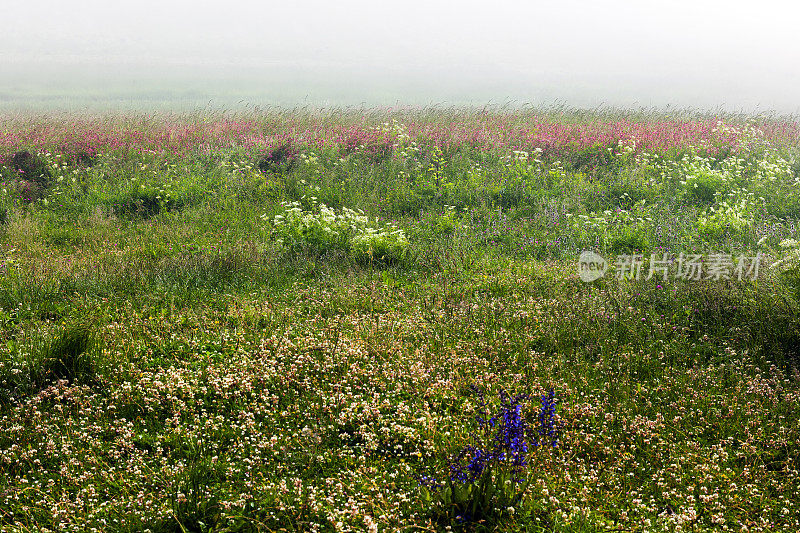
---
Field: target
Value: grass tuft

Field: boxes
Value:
[42,320,97,386]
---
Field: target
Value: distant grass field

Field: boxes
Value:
[0,108,799,532]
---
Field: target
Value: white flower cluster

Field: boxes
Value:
[570,199,652,231]
[658,122,793,189]
[265,198,408,263]
[697,188,762,235]
[657,122,793,234]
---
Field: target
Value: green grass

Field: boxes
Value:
[0,109,799,532]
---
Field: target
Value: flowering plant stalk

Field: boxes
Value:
[419,386,560,526]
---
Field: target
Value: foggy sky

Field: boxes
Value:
[2,0,798,112]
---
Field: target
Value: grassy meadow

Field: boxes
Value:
[1,108,800,532]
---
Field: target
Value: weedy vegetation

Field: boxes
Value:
[0,108,799,531]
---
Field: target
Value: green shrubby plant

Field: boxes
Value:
[351,225,409,265]
[681,164,728,204]
[434,205,460,236]
[609,224,651,253]
[411,206,463,242]
[110,185,181,219]
[266,198,409,264]
[661,123,792,200]
[651,122,796,237]
[567,199,654,252]
[267,199,354,254]
[697,189,763,238]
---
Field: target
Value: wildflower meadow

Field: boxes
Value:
[0,107,799,532]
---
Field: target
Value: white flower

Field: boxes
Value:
[363,515,378,533]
